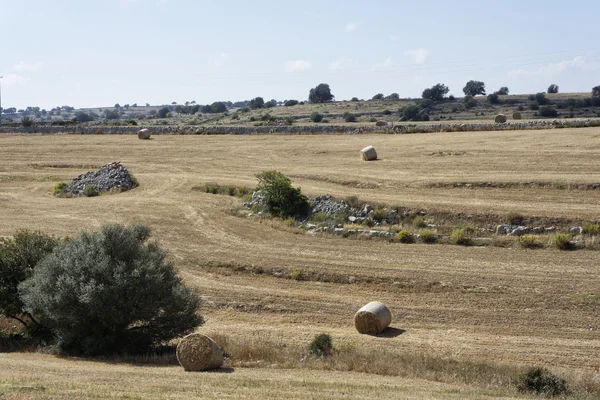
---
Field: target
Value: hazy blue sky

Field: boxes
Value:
[1,0,599,109]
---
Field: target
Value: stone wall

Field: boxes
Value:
[0,119,598,136]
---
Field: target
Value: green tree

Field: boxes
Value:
[74,112,94,122]
[372,93,384,100]
[308,83,334,103]
[0,231,59,334]
[264,99,277,108]
[535,92,549,105]
[593,85,600,97]
[255,171,310,218]
[210,102,227,113]
[157,107,170,118]
[385,93,400,100]
[310,112,323,122]
[422,83,449,101]
[547,84,559,94]
[495,87,509,95]
[462,80,486,96]
[284,99,299,107]
[19,224,203,356]
[249,97,265,109]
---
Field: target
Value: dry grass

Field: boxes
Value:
[1,130,600,398]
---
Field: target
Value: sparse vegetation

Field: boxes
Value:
[418,229,437,244]
[517,367,568,397]
[396,230,415,244]
[552,233,574,250]
[52,181,67,196]
[517,234,543,249]
[309,333,333,357]
[450,228,472,246]
[82,185,99,197]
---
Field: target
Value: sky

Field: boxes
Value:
[0,0,599,109]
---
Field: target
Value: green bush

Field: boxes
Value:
[19,224,203,356]
[372,208,388,223]
[309,333,332,357]
[450,228,472,246]
[0,231,59,335]
[517,234,543,249]
[310,112,323,123]
[419,229,437,244]
[311,212,328,223]
[52,181,67,196]
[582,222,600,235]
[552,233,574,250]
[517,367,567,397]
[21,116,36,127]
[412,216,426,228]
[343,112,357,122]
[290,268,302,280]
[396,230,415,244]
[255,170,310,218]
[82,185,99,197]
[535,92,549,105]
[539,106,558,118]
[382,109,392,115]
[462,95,477,109]
[345,195,360,209]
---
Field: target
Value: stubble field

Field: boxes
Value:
[0,128,599,399]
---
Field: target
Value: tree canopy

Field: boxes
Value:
[309,83,334,103]
[463,80,486,97]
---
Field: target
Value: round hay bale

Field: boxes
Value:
[354,301,392,334]
[494,114,507,123]
[176,333,224,371]
[360,145,377,161]
[512,112,522,120]
[375,120,388,127]
[138,129,151,140]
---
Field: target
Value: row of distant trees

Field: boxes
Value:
[3,83,600,123]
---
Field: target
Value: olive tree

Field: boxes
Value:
[20,224,203,356]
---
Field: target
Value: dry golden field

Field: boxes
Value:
[1,128,599,399]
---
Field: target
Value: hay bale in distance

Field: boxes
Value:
[512,112,522,120]
[375,121,388,127]
[361,146,378,161]
[494,114,507,123]
[176,333,224,371]
[354,301,392,334]
[138,128,151,140]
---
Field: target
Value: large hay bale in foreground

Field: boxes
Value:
[354,301,392,334]
[375,120,388,127]
[138,129,151,139]
[361,146,378,161]
[176,333,224,371]
[512,112,522,120]
[494,114,507,123]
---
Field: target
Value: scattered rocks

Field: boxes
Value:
[509,226,530,236]
[311,194,349,216]
[570,226,583,235]
[62,162,137,196]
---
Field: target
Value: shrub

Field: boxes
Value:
[52,181,67,196]
[412,216,426,228]
[506,211,525,226]
[419,229,437,244]
[539,106,558,118]
[284,99,299,107]
[372,93,384,100]
[0,231,59,335]
[396,230,415,244]
[382,109,392,115]
[517,367,567,397]
[487,93,500,104]
[21,116,35,127]
[284,117,294,126]
[82,185,99,197]
[372,208,388,222]
[311,212,328,223]
[290,268,302,280]
[517,235,543,249]
[310,112,323,123]
[496,86,509,95]
[593,85,600,97]
[19,224,203,356]
[309,333,332,357]
[462,95,477,109]
[535,92,549,105]
[529,103,540,111]
[369,117,377,123]
[345,195,360,208]
[547,84,559,94]
[350,97,359,102]
[343,112,357,122]
[552,233,574,250]
[582,222,600,235]
[255,170,310,218]
[450,228,472,246]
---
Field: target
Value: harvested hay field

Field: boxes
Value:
[1,128,599,398]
